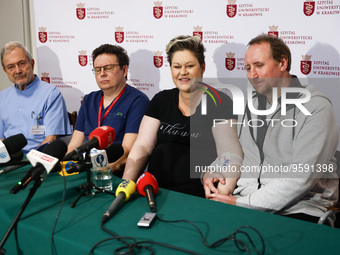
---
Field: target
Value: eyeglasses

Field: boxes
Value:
[92,64,120,75]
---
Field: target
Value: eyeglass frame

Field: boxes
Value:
[92,64,121,75]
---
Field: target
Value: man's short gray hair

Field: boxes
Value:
[1,41,32,68]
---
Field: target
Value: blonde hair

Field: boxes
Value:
[166,35,205,66]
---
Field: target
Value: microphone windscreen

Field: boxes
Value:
[89,126,115,149]
[3,134,27,154]
[106,143,124,162]
[42,139,67,160]
[36,142,50,152]
[136,172,159,196]
[9,150,24,162]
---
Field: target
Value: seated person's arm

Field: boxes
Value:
[38,135,58,148]
[66,130,85,154]
[122,116,160,182]
[43,88,72,142]
[203,119,243,196]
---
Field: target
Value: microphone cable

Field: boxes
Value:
[89,222,201,255]
[156,215,265,255]
[90,215,265,255]
[50,169,67,255]
[45,167,264,254]
[46,171,265,255]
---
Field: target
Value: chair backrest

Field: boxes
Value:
[335,150,340,196]
[333,150,340,227]
[317,150,340,226]
[68,111,78,131]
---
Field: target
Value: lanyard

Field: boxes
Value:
[98,86,126,127]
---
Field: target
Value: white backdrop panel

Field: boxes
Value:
[33,0,340,148]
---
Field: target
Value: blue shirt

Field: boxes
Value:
[75,85,149,143]
[0,76,72,153]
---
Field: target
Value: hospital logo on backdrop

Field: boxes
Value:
[193,26,203,41]
[38,27,47,43]
[153,1,163,19]
[75,3,114,19]
[312,60,340,77]
[303,1,339,16]
[76,3,86,20]
[115,27,124,43]
[78,51,88,67]
[226,0,237,18]
[113,27,154,43]
[37,27,75,43]
[154,51,163,68]
[301,54,312,75]
[266,25,312,45]
[268,25,279,37]
[153,1,193,19]
[40,75,77,88]
[41,72,50,83]
[225,52,235,71]
[198,27,234,44]
[303,0,315,16]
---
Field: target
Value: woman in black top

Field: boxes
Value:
[123,35,243,198]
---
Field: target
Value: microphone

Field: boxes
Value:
[59,160,82,175]
[57,160,83,176]
[66,143,124,174]
[0,159,30,175]
[91,148,109,169]
[10,139,67,194]
[63,126,115,161]
[101,180,136,224]
[0,140,58,175]
[0,133,27,164]
[0,151,25,168]
[105,143,124,163]
[136,172,159,213]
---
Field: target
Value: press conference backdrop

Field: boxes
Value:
[32,0,339,142]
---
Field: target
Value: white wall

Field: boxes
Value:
[0,0,38,91]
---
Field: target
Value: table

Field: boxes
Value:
[1,165,340,254]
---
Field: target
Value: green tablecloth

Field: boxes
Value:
[1,166,340,254]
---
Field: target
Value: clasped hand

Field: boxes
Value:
[202,172,237,205]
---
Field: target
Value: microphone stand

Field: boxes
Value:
[71,150,114,208]
[0,177,43,255]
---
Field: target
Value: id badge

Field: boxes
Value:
[31,125,45,135]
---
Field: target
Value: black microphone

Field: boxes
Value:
[0,159,30,175]
[10,139,67,194]
[0,151,25,168]
[66,143,124,174]
[101,180,136,224]
[64,126,115,161]
[105,143,124,162]
[62,160,87,174]
[0,134,27,165]
[0,141,51,175]
[136,172,159,213]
